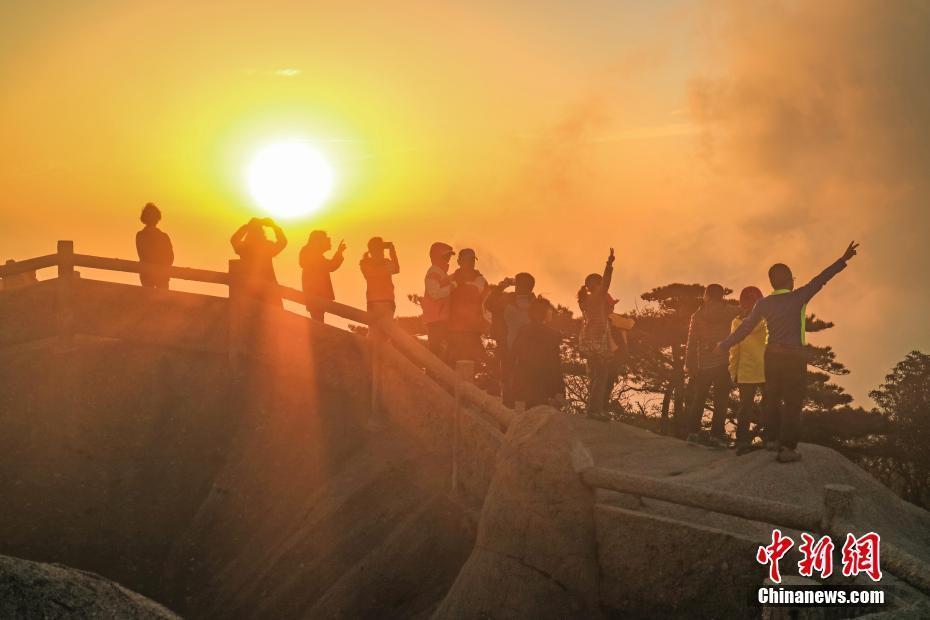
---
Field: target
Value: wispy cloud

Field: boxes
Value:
[242,67,302,78]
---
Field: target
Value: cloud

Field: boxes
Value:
[686,0,930,399]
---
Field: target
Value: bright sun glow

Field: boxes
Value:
[247,141,335,218]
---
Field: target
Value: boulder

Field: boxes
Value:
[0,554,178,619]
[435,407,601,619]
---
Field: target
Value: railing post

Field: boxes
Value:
[369,319,386,430]
[56,241,75,349]
[227,259,245,375]
[453,360,475,493]
[821,484,855,532]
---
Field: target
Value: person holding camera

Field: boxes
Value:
[300,230,346,322]
[230,217,287,306]
[360,237,400,320]
[485,272,536,405]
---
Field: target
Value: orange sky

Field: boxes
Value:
[2,1,928,405]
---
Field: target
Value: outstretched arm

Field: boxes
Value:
[716,302,764,352]
[230,222,251,253]
[602,247,615,293]
[795,241,858,303]
[328,240,346,271]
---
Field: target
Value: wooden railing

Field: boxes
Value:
[0,240,514,436]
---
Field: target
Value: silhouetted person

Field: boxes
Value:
[300,230,346,322]
[360,237,399,320]
[578,248,616,420]
[230,217,287,306]
[684,283,736,448]
[422,242,455,358]
[447,248,489,364]
[512,297,565,409]
[1,259,38,290]
[716,241,860,463]
[135,202,174,289]
[485,272,536,405]
[729,286,768,455]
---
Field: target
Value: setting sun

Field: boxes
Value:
[246,141,334,219]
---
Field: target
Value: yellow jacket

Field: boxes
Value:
[729,316,767,384]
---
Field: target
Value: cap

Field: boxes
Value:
[429,242,455,259]
[458,248,477,261]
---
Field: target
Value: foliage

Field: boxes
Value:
[865,351,930,508]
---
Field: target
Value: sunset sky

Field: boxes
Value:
[2,1,928,405]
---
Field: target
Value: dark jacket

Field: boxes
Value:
[300,247,343,303]
[135,226,174,288]
[135,226,174,266]
[686,301,736,371]
[512,322,564,408]
[485,288,535,349]
[721,258,848,352]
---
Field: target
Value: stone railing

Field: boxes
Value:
[582,466,930,595]
[0,240,514,497]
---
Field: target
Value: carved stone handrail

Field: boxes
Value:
[2,241,514,434]
[582,466,930,595]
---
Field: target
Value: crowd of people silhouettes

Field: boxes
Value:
[131,203,860,465]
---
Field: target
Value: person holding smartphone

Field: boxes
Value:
[230,217,287,306]
[300,230,346,322]
[485,272,536,404]
[360,237,400,320]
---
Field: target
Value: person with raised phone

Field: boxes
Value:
[715,241,860,463]
[578,248,617,420]
[360,236,400,320]
[230,216,287,306]
[299,230,346,323]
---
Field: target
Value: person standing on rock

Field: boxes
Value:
[300,230,346,323]
[715,241,860,463]
[578,248,617,420]
[684,283,737,448]
[422,242,455,359]
[446,248,490,365]
[230,217,287,306]
[511,297,565,409]
[729,286,768,455]
[360,236,400,320]
[485,272,536,405]
[135,202,174,289]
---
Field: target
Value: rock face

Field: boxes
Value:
[435,407,601,619]
[0,279,477,618]
[0,554,178,619]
